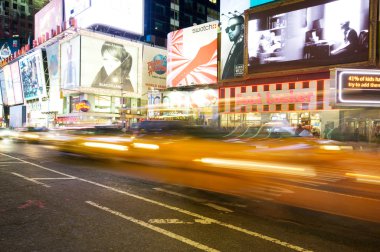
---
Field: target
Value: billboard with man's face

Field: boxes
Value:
[167,21,218,87]
[80,35,141,95]
[220,0,249,81]
[247,0,370,75]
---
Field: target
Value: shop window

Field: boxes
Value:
[230,88,235,97]
[289,104,295,111]
[241,106,246,112]
[252,105,258,111]
[252,86,257,92]
[264,85,269,91]
[263,105,269,111]
[302,81,309,88]
[276,84,282,90]
[241,86,246,93]
[276,104,281,111]
[302,103,309,110]
[289,82,295,89]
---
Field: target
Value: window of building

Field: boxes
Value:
[241,86,246,93]
[263,105,269,111]
[276,83,282,90]
[5,2,9,8]
[252,105,258,112]
[184,14,193,25]
[276,104,282,111]
[289,82,295,89]
[302,81,309,88]
[184,0,193,9]
[302,103,309,110]
[289,104,295,110]
[171,0,179,4]
[155,3,166,16]
[154,21,164,31]
[13,3,17,9]
[197,3,205,14]
[196,17,205,25]
[171,10,179,21]
[207,8,219,20]
[252,86,257,92]
[241,106,246,112]
[264,85,269,91]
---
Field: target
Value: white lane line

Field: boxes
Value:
[1,153,311,252]
[148,219,193,224]
[153,187,233,213]
[86,201,219,252]
[0,161,25,163]
[12,172,51,188]
[31,177,76,180]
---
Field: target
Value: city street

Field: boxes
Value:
[1,142,379,252]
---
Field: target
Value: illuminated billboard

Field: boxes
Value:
[65,0,144,36]
[0,70,7,105]
[220,0,249,80]
[336,68,380,105]
[19,49,47,100]
[250,0,276,7]
[142,45,167,94]
[2,65,15,106]
[60,36,81,90]
[80,35,141,94]
[0,38,20,60]
[10,62,24,105]
[167,21,218,87]
[34,0,63,39]
[247,0,370,75]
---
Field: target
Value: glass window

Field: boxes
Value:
[155,3,165,15]
[241,86,246,93]
[264,85,269,91]
[263,105,269,111]
[154,21,164,31]
[197,3,205,14]
[252,86,257,92]
[171,10,179,20]
[302,81,309,88]
[276,84,282,90]
[276,104,281,111]
[289,82,295,89]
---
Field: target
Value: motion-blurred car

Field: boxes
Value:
[0,128,15,140]
[12,127,49,143]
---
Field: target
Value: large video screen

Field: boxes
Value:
[80,36,140,94]
[10,62,24,105]
[2,65,15,106]
[247,0,370,74]
[60,36,81,90]
[19,49,47,100]
[65,0,144,36]
[220,0,249,80]
[34,0,63,39]
[167,21,218,87]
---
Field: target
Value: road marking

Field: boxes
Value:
[86,201,219,252]
[148,219,193,224]
[0,161,25,164]
[18,200,45,209]
[12,172,51,188]
[31,177,76,180]
[1,153,312,252]
[154,187,233,213]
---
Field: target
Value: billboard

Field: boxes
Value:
[9,105,26,128]
[60,36,81,89]
[220,0,249,80]
[19,49,47,100]
[0,70,7,105]
[80,35,141,94]
[65,0,144,36]
[336,68,380,105]
[167,21,218,88]
[46,42,63,113]
[250,0,276,7]
[34,0,63,39]
[142,45,167,94]
[0,38,20,60]
[2,65,15,106]
[163,89,218,109]
[10,62,24,105]
[247,0,370,74]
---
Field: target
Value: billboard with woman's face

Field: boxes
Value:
[247,0,371,75]
[80,36,141,95]
[19,49,47,100]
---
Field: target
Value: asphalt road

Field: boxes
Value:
[0,142,379,252]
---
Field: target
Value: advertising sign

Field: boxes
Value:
[9,105,26,128]
[34,0,63,39]
[46,42,63,114]
[142,45,167,94]
[0,70,7,105]
[167,21,218,87]
[220,0,249,80]
[10,62,24,105]
[80,35,140,94]
[19,49,47,100]
[336,68,380,105]
[164,89,218,109]
[247,0,370,74]
[60,36,81,89]
[250,0,276,7]
[2,65,15,106]
[65,0,144,36]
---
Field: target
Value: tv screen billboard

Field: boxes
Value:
[0,38,20,60]
[65,0,144,36]
[80,35,141,94]
[220,0,249,81]
[34,0,63,39]
[19,49,47,100]
[2,65,15,106]
[167,21,218,88]
[60,36,81,90]
[142,45,167,94]
[247,0,370,74]
[10,62,24,105]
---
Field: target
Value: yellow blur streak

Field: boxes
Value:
[195,158,315,176]
[83,142,128,151]
[319,145,341,151]
[346,173,380,185]
[23,133,40,139]
[132,143,160,150]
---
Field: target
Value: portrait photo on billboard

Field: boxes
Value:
[247,0,370,74]
[19,50,47,100]
[167,21,218,88]
[60,36,81,90]
[220,0,249,80]
[10,62,24,105]
[80,36,139,93]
